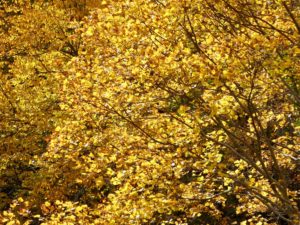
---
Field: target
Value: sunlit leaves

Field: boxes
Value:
[1,0,300,224]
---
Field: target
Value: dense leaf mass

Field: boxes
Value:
[1,0,300,224]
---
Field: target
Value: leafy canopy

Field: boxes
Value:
[1,0,300,224]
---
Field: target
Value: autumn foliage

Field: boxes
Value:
[1,0,300,224]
